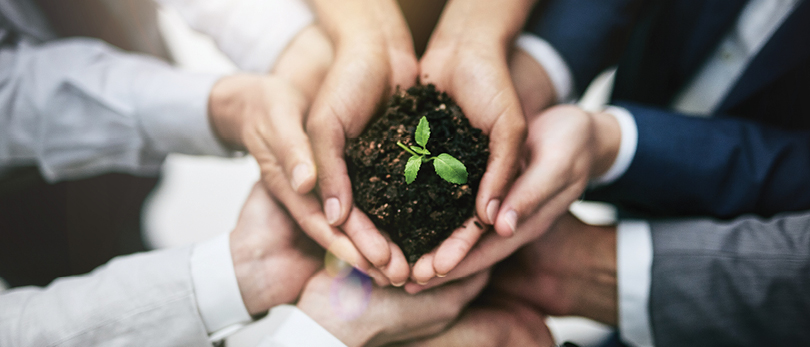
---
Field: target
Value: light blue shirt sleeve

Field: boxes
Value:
[158,0,314,73]
[0,37,229,182]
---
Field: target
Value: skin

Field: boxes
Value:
[229,183,323,315]
[300,0,420,284]
[207,26,404,286]
[392,295,554,347]
[407,103,621,289]
[280,1,553,286]
[408,39,623,287]
[410,0,535,281]
[397,213,616,346]
[490,212,619,325]
[297,270,490,347]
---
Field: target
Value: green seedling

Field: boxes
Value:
[397,116,468,185]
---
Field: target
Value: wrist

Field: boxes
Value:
[510,48,556,116]
[590,111,622,179]
[438,0,537,46]
[297,296,380,347]
[208,75,253,150]
[571,221,618,326]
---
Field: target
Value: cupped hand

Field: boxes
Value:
[406,105,620,291]
[411,0,538,282]
[297,270,490,347]
[230,183,323,315]
[208,27,400,285]
[302,0,418,282]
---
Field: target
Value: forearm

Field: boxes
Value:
[0,38,227,182]
[648,212,810,345]
[0,248,211,347]
[588,102,810,217]
[434,0,539,47]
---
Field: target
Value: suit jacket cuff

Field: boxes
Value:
[617,220,655,347]
[515,33,575,103]
[191,233,253,337]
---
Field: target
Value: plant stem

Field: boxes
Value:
[397,141,419,156]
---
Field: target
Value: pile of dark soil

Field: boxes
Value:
[345,84,489,263]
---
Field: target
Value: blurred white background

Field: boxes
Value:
[143,5,617,346]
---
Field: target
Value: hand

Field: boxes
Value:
[303,0,419,283]
[208,27,399,285]
[411,0,535,281]
[230,183,323,315]
[490,212,618,325]
[297,270,490,347]
[509,46,557,119]
[392,296,553,347]
[406,105,620,291]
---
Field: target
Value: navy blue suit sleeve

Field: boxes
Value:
[587,102,810,218]
[526,0,643,93]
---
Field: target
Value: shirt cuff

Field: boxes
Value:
[592,106,638,185]
[617,220,655,347]
[135,69,233,157]
[515,33,575,103]
[216,0,314,72]
[260,306,347,347]
[190,233,253,338]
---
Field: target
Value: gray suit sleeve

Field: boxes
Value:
[0,247,212,347]
[648,212,810,346]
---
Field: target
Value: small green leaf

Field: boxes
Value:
[415,116,430,147]
[404,155,422,184]
[433,153,468,184]
[410,145,430,156]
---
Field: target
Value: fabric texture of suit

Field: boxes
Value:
[648,211,810,345]
[527,1,810,345]
[0,247,212,346]
[529,0,810,219]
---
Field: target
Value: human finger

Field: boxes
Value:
[253,80,318,194]
[306,47,392,227]
[431,216,489,278]
[404,184,579,294]
[476,106,526,232]
[254,142,373,274]
[410,252,436,286]
[380,232,410,287]
[340,205,396,272]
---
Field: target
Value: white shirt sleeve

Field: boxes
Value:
[0,38,230,182]
[515,33,575,103]
[591,106,638,186]
[190,233,254,341]
[157,0,314,73]
[617,220,655,347]
[259,307,347,347]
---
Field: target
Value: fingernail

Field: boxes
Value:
[486,199,500,224]
[436,273,447,278]
[505,209,518,235]
[391,281,405,287]
[325,198,340,225]
[290,163,311,192]
[416,279,429,285]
